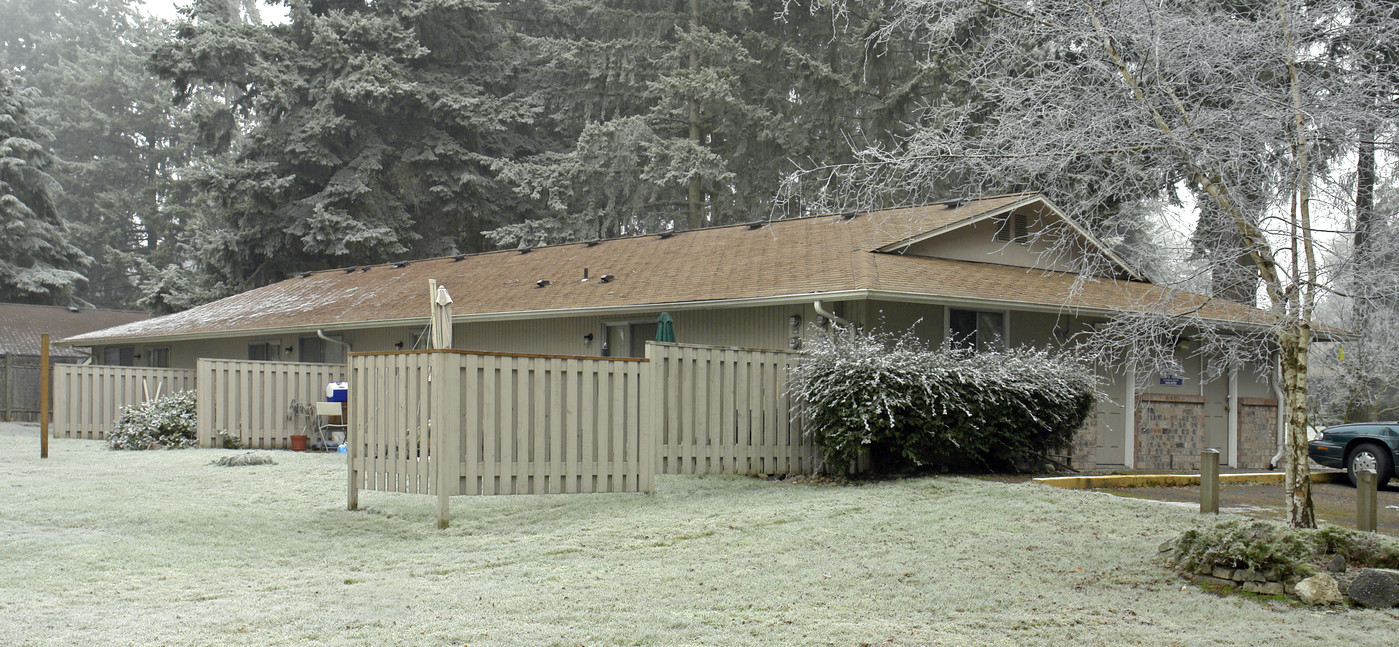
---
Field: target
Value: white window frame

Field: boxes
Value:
[601,317,661,358]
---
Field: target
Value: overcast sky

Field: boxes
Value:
[139,0,288,23]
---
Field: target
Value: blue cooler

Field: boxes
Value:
[326,382,348,403]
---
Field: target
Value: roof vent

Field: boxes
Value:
[298,271,312,278]
[393,261,410,268]
[359,266,370,272]
[519,247,532,254]
[944,198,967,208]
[658,231,676,239]
[344,267,356,273]
[536,279,551,288]
[453,254,466,262]
[600,274,615,283]
[67,306,80,313]
[746,221,767,230]
[586,239,601,247]
[839,211,859,221]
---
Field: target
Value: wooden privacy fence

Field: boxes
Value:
[347,350,653,526]
[51,365,196,439]
[645,341,814,476]
[196,359,345,449]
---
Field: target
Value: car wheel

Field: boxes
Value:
[1346,443,1394,487]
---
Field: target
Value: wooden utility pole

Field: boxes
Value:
[40,333,49,458]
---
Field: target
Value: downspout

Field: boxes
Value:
[317,329,352,358]
[1270,353,1286,469]
[813,300,850,327]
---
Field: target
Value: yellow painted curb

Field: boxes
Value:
[1033,471,1349,489]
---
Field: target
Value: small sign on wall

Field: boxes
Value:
[1160,375,1185,387]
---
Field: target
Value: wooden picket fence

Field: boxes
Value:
[195,359,345,449]
[645,342,813,476]
[347,350,652,525]
[51,365,196,439]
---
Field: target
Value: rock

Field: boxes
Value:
[1234,568,1266,583]
[1212,566,1235,580]
[1325,555,1347,573]
[1243,581,1284,595]
[1159,540,1175,553]
[1295,574,1344,605]
[1347,569,1399,609]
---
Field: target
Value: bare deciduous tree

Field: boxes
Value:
[784,0,1399,527]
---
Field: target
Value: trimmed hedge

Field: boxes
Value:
[789,329,1095,473]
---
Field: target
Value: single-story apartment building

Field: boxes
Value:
[60,194,1285,471]
[1,303,148,421]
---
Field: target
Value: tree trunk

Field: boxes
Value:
[1279,324,1316,528]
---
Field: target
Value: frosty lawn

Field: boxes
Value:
[2,423,1395,646]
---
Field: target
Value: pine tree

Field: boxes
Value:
[0,0,192,309]
[0,71,90,303]
[146,0,542,302]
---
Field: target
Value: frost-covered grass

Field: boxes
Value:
[2,422,1395,646]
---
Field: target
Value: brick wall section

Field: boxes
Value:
[1237,398,1279,470]
[1066,403,1099,470]
[1135,394,1206,471]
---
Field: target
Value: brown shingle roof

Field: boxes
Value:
[60,194,1276,345]
[0,304,148,356]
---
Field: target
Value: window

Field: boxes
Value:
[948,309,1005,352]
[298,335,344,363]
[994,212,1029,244]
[602,321,659,358]
[102,346,134,366]
[146,347,170,368]
[248,341,279,361]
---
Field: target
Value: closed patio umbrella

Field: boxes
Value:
[430,283,454,349]
[655,312,675,343]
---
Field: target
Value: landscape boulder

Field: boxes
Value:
[1295,574,1343,606]
[1347,569,1399,609]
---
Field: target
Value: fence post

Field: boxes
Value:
[3,353,11,421]
[1200,448,1219,514]
[641,345,659,493]
[1357,470,1378,533]
[434,352,461,529]
[195,359,213,447]
[40,335,49,458]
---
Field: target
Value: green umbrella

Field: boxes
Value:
[655,312,676,343]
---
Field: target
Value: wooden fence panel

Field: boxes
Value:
[349,350,651,517]
[348,352,434,496]
[51,365,196,439]
[196,359,345,449]
[645,342,813,476]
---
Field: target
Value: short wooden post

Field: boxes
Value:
[40,334,49,458]
[1200,448,1219,514]
[1357,470,1378,533]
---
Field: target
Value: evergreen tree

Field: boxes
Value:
[146,0,541,302]
[0,71,90,303]
[0,0,192,309]
[489,0,937,246]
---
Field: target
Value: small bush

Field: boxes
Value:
[789,328,1096,473]
[1171,519,1399,581]
[107,391,198,450]
[211,452,276,467]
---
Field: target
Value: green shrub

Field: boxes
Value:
[789,329,1096,473]
[107,391,199,450]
